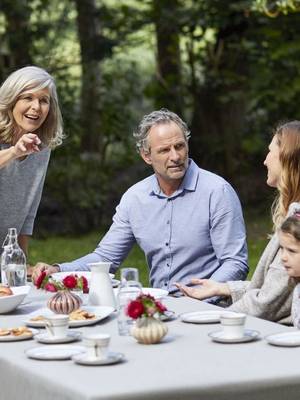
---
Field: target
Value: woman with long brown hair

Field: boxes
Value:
[176,121,300,323]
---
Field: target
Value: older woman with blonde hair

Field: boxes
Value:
[0,65,63,256]
[176,121,300,324]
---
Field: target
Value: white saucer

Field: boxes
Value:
[265,331,300,347]
[72,351,125,366]
[34,331,82,344]
[208,329,260,343]
[180,310,232,324]
[25,345,85,360]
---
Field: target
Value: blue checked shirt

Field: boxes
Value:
[59,159,248,293]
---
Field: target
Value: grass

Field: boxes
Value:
[29,209,272,286]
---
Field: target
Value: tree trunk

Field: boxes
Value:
[152,0,183,115]
[74,0,103,153]
[0,0,32,72]
[190,15,250,180]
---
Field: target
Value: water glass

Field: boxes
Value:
[120,267,141,287]
[117,267,142,336]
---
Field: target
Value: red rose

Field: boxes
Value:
[155,301,167,313]
[35,271,47,289]
[126,300,144,319]
[44,283,57,292]
[62,275,77,289]
[82,276,89,293]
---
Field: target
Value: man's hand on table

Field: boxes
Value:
[31,262,60,284]
[174,278,231,300]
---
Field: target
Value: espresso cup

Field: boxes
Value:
[44,314,69,339]
[83,333,111,360]
[220,312,246,339]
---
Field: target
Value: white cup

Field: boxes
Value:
[220,312,246,339]
[44,314,69,339]
[83,333,111,360]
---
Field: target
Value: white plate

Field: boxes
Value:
[72,351,125,366]
[208,329,260,343]
[160,310,176,321]
[24,306,114,328]
[265,331,300,347]
[113,287,168,300]
[25,345,85,360]
[180,310,232,324]
[0,285,31,314]
[0,328,39,342]
[111,279,120,288]
[142,288,168,299]
[34,330,81,344]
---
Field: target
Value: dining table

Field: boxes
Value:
[1,285,300,400]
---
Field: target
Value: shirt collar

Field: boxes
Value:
[150,158,199,198]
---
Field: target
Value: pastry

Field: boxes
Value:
[0,328,10,336]
[10,326,32,336]
[69,309,96,320]
[0,285,13,297]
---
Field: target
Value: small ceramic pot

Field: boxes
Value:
[131,316,168,344]
[47,290,82,314]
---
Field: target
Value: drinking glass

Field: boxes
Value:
[117,267,142,336]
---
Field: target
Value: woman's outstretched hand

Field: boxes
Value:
[174,278,231,300]
[13,133,41,158]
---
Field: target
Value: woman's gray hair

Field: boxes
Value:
[133,108,191,153]
[0,65,64,148]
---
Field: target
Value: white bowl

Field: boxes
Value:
[0,285,30,314]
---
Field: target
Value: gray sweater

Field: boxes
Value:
[291,283,300,328]
[227,234,295,324]
[0,144,50,252]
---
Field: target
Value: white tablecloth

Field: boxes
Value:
[0,286,299,400]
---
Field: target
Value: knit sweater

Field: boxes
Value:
[227,234,295,324]
[291,283,300,328]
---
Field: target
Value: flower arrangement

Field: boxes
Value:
[126,294,167,320]
[34,271,89,293]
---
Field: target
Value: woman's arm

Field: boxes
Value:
[0,133,41,168]
[174,278,231,299]
[228,251,295,321]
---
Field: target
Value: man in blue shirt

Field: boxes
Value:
[32,109,248,295]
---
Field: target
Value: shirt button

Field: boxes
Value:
[167,263,170,267]
[167,220,170,224]
[165,242,169,246]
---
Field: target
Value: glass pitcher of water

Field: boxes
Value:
[1,228,27,286]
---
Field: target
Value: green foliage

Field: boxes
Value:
[1,0,300,232]
[253,0,300,16]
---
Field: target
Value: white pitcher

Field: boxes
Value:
[87,262,117,309]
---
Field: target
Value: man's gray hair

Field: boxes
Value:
[133,108,191,153]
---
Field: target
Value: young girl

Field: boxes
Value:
[279,204,300,328]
